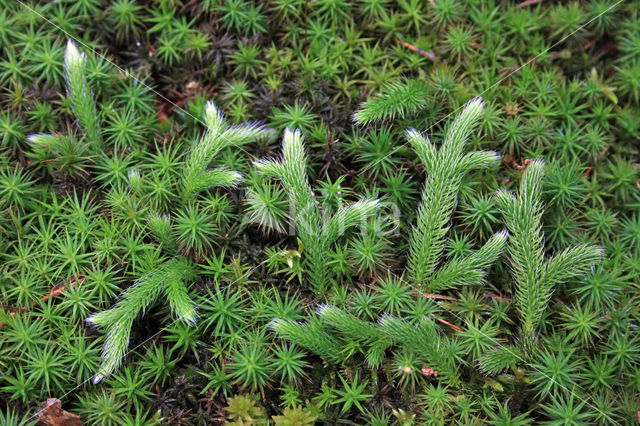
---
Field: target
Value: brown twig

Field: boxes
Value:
[398,40,439,63]
[0,276,85,327]
[429,314,463,332]
[515,0,543,9]
[413,291,458,301]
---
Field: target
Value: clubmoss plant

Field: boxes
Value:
[181,101,271,202]
[25,42,100,180]
[353,78,431,125]
[270,317,343,362]
[2,0,639,421]
[64,40,101,147]
[271,99,507,387]
[405,98,506,291]
[254,128,378,294]
[86,258,198,383]
[495,159,602,342]
[84,95,272,380]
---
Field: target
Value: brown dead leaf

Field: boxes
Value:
[36,399,83,426]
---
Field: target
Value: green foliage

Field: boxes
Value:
[406,98,506,291]
[487,402,532,425]
[255,128,378,294]
[225,394,268,424]
[495,160,602,338]
[542,392,592,425]
[87,258,198,382]
[244,180,288,234]
[318,304,391,366]
[198,284,245,335]
[270,317,342,362]
[272,405,317,426]
[270,102,318,133]
[106,365,153,410]
[353,78,430,125]
[1,0,638,422]
[64,40,101,147]
[0,166,34,211]
[229,339,274,391]
[173,203,217,257]
[380,315,460,385]
[351,126,402,179]
[477,345,522,376]
[272,343,308,384]
[75,390,128,426]
[219,0,267,36]
[181,101,270,201]
[28,131,93,179]
[272,302,461,386]
[333,372,372,414]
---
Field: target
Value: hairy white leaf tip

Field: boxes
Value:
[203,100,221,124]
[204,100,216,112]
[65,40,84,66]
[377,314,392,326]
[316,304,331,315]
[497,229,509,238]
[268,318,283,330]
[27,134,56,145]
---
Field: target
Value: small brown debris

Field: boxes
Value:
[36,399,83,426]
[505,103,519,116]
[515,158,531,171]
[421,366,439,377]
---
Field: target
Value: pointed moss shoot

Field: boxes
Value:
[495,159,603,341]
[87,258,198,382]
[181,101,272,201]
[64,40,101,147]
[406,98,506,292]
[254,128,379,295]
